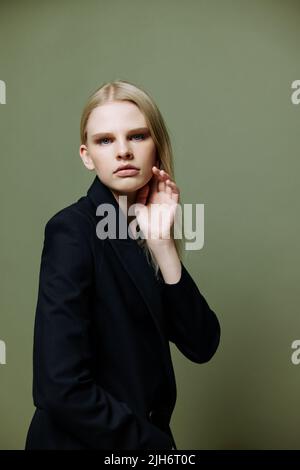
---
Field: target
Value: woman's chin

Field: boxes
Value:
[113,177,147,192]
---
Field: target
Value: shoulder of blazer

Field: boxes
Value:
[43,198,104,271]
[44,196,97,237]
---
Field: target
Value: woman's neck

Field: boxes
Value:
[112,190,137,225]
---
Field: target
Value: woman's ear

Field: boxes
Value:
[79,145,95,171]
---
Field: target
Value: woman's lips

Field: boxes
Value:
[115,168,140,177]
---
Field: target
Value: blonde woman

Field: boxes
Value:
[25,80,220,450]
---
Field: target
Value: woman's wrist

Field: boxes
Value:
[147,239,182,284]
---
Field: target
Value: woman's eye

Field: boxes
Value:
[98,134,146,145]
[99,137,111,145]
[131,133,145,141]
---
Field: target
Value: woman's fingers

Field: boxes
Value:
[152,166,166,192]
[152,166,169,179]
[165,179,172,196]
[166,179,180,194]
[152,167,172,187]
[166,180,180,201]
[152,166,180,200]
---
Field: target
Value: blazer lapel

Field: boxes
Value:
[109,238,166,340]
[86,175,169,349]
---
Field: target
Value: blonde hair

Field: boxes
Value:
[80,79,183,278]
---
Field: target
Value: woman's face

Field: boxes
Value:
[79,100,157,202]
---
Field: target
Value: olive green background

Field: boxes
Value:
[0,0,299,450]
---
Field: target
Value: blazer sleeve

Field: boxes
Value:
[32,209,173,450]
[160,261,221,364]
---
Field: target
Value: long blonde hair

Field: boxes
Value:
[80,79,183,278]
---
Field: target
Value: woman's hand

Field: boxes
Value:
[133,160,180,244]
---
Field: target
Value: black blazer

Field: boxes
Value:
[25,175,220,450]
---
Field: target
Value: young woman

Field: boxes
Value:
[25,80,221,450]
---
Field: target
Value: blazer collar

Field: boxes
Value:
[86,175,172,365]
[87,173,118,210]
[86,174,134,242]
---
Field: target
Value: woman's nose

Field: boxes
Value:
[116,140,132,158]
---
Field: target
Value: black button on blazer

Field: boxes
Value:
[25,175,221,450]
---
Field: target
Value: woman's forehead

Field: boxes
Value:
[87,101,147,134]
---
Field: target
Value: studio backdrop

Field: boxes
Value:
[0,0,299,450]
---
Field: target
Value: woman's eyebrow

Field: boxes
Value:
[92,127,149,138]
